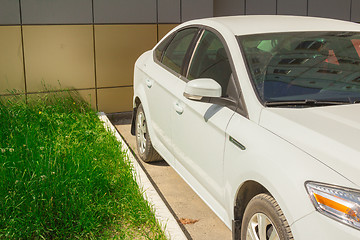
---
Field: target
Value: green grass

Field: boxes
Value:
[0,92,166,239]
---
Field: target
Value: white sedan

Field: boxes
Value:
[131,15,360,240]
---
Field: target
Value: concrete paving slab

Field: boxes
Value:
[108,112,232,240]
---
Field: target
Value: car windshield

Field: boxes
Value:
[238,32,360,106]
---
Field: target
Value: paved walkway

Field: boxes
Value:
[108,113,231,240]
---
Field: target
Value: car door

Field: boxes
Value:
[144,28,199,164]
[170,29,239,211]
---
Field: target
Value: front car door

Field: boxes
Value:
[170,28,241,220]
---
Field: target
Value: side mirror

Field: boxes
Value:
[183,78,221,101]
[184,78,238,107]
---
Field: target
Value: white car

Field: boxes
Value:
[131,15,360,240]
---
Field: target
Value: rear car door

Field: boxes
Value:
[144,28,199,164]
[170,29,239,211]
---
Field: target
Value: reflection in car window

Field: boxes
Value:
[161,28,198,74]
[238,32,360,105]
[188,30,232,96]
[154,34,173,62]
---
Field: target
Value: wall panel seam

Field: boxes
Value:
[156,0,159,42]
[306,0,309,16]
[180,0,183,22]
[0,24,21,27]
[0,23,175,27]
[244,0,247,15]
[91,0,99,111]
[97,86,133,90]
[19,0,27,101]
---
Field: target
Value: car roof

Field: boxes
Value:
[183,15,360,36]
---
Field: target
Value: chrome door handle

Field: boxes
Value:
[146,79,152,88]
[174,102,184,115]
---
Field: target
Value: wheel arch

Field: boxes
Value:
[130,96,142,135]
[232,180,269,239]
[130,92,158,151]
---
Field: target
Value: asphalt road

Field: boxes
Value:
[108,112,231,240]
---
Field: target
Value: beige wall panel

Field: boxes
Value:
[77,89,97,110]
[23,25,95,92]
[95,25,157,88]
[0,26,25,94]
[97,87,133,113]
[158,24,178,40]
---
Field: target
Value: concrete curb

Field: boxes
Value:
[98,112,187,240]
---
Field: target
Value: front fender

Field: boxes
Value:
[224,113,356,234]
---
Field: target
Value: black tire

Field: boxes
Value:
[241,193,294,240]
[135,104,162,163]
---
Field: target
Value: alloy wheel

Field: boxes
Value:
[136,111,147,154]
[246,213,280,240]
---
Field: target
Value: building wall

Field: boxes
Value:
[213,0,360,22]
[1,0,359,112]
[0,0,212,112]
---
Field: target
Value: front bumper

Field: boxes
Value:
[291,210,360,239]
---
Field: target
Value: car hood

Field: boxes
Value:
[259,104,360,187]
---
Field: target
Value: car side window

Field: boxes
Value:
[187,30,232,97]
[154,33,173,62]
[161,28,198,74]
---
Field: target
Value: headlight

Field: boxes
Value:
[305,181,360,230]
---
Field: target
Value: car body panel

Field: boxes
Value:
[171,79,236,216]
[223,112,357,229]
[260,104,360,187]
[134,50,176,164]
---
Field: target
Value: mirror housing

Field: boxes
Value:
[184,78,222,100]
[184,78,238,107]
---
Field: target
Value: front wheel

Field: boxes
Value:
[241,193,294,240]
[135,104,162,163]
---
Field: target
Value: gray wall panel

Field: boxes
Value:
[0,0,20,25]
[21,0,92,24]
[94,0,156,24]
[277,0,307,16]
[158,0,181,23]
[351,0,360,22]
[182,0,213,22]
[214,0,245,17]
[246,0,276,15]
[308,0,351,20]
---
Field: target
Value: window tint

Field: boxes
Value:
[162,28,198,74]
[188,30,232,96]
[154,33,173,62]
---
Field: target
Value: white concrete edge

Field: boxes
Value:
[98,112,187,240]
